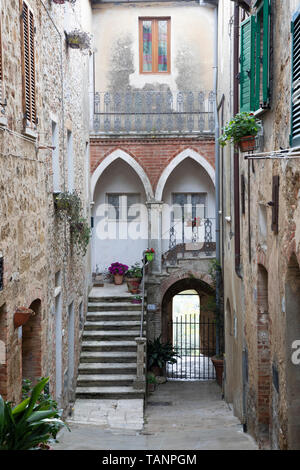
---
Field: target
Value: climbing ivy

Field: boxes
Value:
[54,191,91,256]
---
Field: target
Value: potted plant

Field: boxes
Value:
[66,29,91,50]
[132,295,142,304]
[108,262,128,285]
[125,262,143,294]
[145,248,155,263]
[0,377,69,450]
[147,373,158,393]
[147,335,180,377]
[219,112,261,152]
[211,354,224,387]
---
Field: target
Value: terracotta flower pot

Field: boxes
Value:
[211,356,224,387]
[126,277,142,294]
[150,365,165,377]
[113,273,124,285]
[238,135,256,153]
[14,307,34,329]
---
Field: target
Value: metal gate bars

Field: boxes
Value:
[167,315,217,380]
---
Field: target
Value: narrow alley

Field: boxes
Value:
[2,0,300,454]
[53,381,257,450]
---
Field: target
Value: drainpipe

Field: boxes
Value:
[200,0,220,356]
[213,4,221,357]
[233,4,242,278]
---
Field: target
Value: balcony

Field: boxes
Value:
[92,90,215,137]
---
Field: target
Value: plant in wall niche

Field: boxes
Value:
[0,377,69,450]
[66,29,92,51]
[219,112,261,152]
[54,191,91,256]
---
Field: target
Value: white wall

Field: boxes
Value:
[161,157,215,253]
[92,159,149,272]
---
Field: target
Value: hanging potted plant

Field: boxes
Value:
[125,263,143,294]
[108,262,128,285]
[145,248,155,263]
[219,112,261,152]
[66,29,91,50]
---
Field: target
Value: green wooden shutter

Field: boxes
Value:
[290,9,300,147]
[240,16,256,112]
[262,0,270,105]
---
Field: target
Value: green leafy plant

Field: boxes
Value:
[125,262,143,279]
[147,335,180,370]
[219,112,261,147]
[22,378,62,440]
[54,191,91,256]
[147,373,158,385]
[0,377,69,450]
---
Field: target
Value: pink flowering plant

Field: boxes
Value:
[108,262,129,276]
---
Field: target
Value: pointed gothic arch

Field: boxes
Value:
[91,149,154,201]
[155,148,215,201]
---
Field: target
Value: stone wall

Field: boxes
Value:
[0,0,92,411]
[218,0,300,449]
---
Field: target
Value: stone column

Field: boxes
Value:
[147,201,163,274]
[133,337,146,391]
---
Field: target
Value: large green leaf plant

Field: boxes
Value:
[0,377,69,450]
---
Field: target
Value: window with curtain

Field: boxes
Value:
[139,18,170,74]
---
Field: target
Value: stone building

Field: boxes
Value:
[0,0,92,411]
[89,0,217,350]
[217,0,300,450]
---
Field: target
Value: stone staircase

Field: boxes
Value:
[76,292,146,400]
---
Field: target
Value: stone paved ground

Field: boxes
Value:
[53,381,258,450]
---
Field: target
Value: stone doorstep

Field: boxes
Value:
[78,362,137,370]
[69,398,144,431]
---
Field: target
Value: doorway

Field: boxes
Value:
[162,278,217,381]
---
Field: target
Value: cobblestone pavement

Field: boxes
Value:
[53,381,258,450]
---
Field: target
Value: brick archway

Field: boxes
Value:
[22,299,42,386]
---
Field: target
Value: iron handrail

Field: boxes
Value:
[140,251,148,338]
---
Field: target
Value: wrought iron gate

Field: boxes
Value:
[167,315,217,380]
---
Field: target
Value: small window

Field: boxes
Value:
[139,18,170,74]
[172,193,207,221]
[291,8,300,147]
[107,194,141,221]
[21,2,36,127]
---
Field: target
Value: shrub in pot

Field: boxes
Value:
[218,112,261,152]
[125,263,143,293]
[108,262,128,285]
[147,335,180,376]
[0,377,69,450]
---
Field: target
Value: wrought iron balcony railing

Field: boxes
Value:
[92,90,215,136]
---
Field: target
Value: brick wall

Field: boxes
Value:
[90,138,215,194]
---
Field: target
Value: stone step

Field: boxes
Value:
[80,351,137,363]
[82,331,140,342]
[81,340,137,352]
[88,302,142,312]
[75,386,144,400]
[84,321,145,331]
[89,296,146,303]
[86,311,144,322]
[77,374,136,387]
[78,362,137,374]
